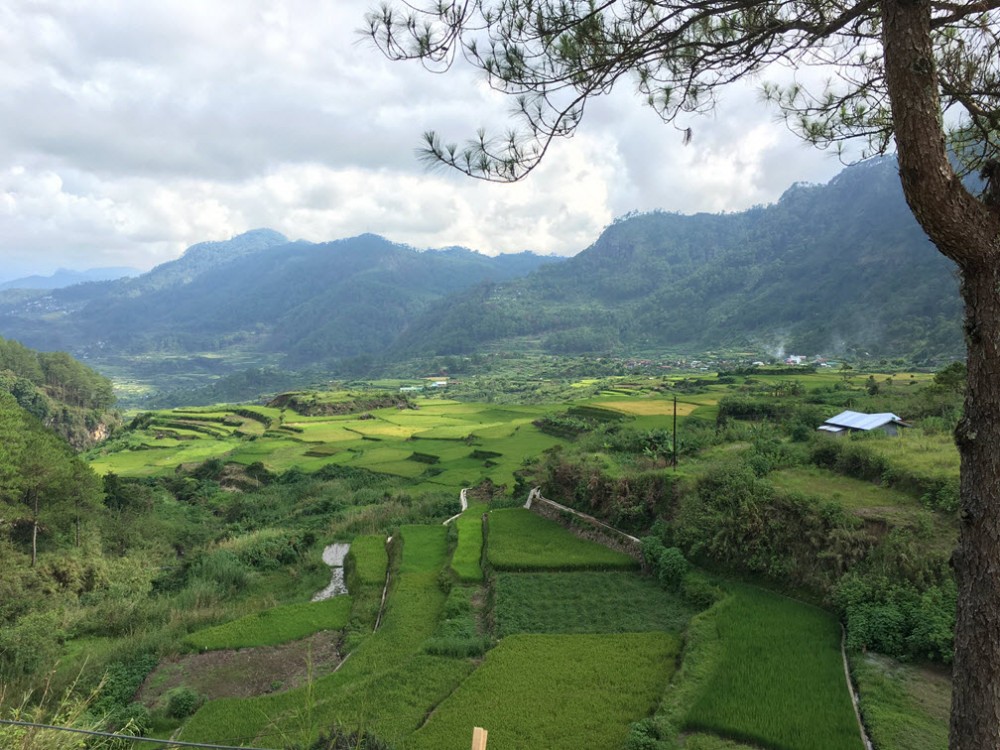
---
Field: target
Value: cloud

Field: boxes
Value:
[0,0,859,279]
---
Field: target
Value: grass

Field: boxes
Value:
[493,571,697,636]
[90,396,567,492]
[424,584,490,658]
[451,506,486,582]
[598,399,699,416]
[487,508,638,571]
[851,653,950,750]
[347,535,389,586]
[406,632,680,750]
[178,525,476,747]
[183,597,352,651]
[869,430,959,481]
[682,585,863,750]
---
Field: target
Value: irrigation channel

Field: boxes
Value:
[312,542,351,601]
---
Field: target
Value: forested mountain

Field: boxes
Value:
[0,232,559,370]
[0,336,118,448]
[0,158,965,395]
[391,157,962,363]
[0,267,140,291]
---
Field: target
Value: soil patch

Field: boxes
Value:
[138,630,342,707]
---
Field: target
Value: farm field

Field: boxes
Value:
[184,597,352,650]
[31,367,956,750]
[493,571,696,636]
[87,395,566,491]
[486,508,639,571]
[406,632,680,750]
[681,586,863,750]
[851,653,950,750]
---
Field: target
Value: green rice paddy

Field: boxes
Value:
[184,597,352,651]
[487,508,638,571]
[683,586,863,750]
[406,632,680,750]
[494,571,696,636]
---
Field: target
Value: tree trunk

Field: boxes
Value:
[951,265,1000,747]
[31,492,38,568]
[880,0,1000,747]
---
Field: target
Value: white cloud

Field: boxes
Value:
[0,0,858,280]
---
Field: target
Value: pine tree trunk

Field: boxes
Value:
[880,0,1000,746]
[950,265,1000,748]
[31,492,38,568]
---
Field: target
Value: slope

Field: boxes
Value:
[390,157,962,362]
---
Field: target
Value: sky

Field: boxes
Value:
[0,0,852,281]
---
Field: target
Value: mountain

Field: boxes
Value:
[389,157,963,363]
[0,335,118,448]
[0,267,141,291]
[0,158,966,396]
[0,232,561,379]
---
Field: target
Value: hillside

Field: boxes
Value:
[390,157,962,363]
[0,231,559,380]
[0,158,965,400]
[0,335,118,448]
[0,267,140,291]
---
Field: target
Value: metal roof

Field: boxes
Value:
[822,410,906,431]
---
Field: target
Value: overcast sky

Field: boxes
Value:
[0,0,852,281]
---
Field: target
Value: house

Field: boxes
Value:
[818,410,910,437]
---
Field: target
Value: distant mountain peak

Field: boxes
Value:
[181,228,288,259]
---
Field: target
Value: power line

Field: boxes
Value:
[0,719,282,750]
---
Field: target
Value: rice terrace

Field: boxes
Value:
[4,365,958,750]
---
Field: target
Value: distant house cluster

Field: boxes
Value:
[818,410,910,437]
[399,379,449,393]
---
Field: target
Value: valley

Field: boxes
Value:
[1,361,959,749]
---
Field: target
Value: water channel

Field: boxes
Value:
[312,542,350,601]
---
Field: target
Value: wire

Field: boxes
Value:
[0,719,281,750]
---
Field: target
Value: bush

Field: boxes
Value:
[107,702,152,736]
[187,550,249,595]
[680,571,725,609]
[164,686,206,719]
[656,548,689,592]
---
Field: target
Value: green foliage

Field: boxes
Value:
[835,573,956,663]
[345,535,389,587]
[487,508,638,571]
[494,571,696,637]
[450,511,484,582]
[163,686,206,719]
[655,547,690,592]
[424,585,491,658]
[682,587,861,750]
[185,549,250,596]
[92,654,159,716]
[184,597,353,651]
[407,633,680,750]
[851,653,949,750]
[307,727,393,750]
[0,609,65,677]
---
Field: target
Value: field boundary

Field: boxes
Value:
[842,625,875,750]
[443,488,470,525]
[525,488,643,561]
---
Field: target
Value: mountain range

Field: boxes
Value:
[390,157,961,363]
[0,156,964,397]
[0,266,140,291]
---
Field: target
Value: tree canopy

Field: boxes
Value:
[368,0,999,182]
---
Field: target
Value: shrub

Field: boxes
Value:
[680,572,725,609]
[656,548,690,592]
[187,550,249,595]
[165,686,206,719]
